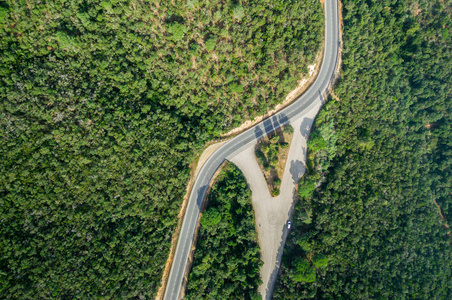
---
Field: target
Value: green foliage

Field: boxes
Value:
[280,142,290,149]
[296,236,312,252]
[312,253,328,269]
[275,0,452,299]
[299,210,312,225]
[232,5,245,20]
[256,134,284,172]
[271,142,280,154]
[270,156,279,167]
[307,131,327,152]
[0,0,323,297]
[273,177,281,186]
[186,0,199,9]
[168,22,187,41]
[205,38,216,51]
[292,259,316,283]
[298,179,315,199]
[229,82,244,93]
[272,187,280,197]
[186,164,262,299]
[0,7,8,21]
[270,134,280,143]
[284,124,294,134]
[201,208,222,227]
[255,150,268,168]
[318,118,337,160]
[55,31,74,50]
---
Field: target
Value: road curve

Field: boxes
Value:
[164,1,339,299]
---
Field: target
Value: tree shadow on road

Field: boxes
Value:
[255,113,291,141]
[278,113,289,127]
[263,118,274,137]
[254,125,264,140]
[196,185,208,210]
[299,117,314,139]
[289,160,305,184]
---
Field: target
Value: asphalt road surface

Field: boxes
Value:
[164,1,339,299]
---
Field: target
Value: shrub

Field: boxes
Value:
[298,179,316,198]
[205,38,216,51]
[168,22,186,41]
[270,134,280,143]
[292,259,316,283]
[229,82,244,93]
[284,125,294,134]
[232,5,245,20]
[270,157,278,166]
[312,254,329,269]
[255,150,267,167]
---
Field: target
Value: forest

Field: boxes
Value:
[0,0,323,298]
[186,164,262,300]
[274,0,451,299]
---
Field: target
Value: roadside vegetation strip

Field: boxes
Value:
[255,124,295,197]
[221,52,323,139]
[155,140,228,300]
[274,0,452,299]
[185,163,262,300]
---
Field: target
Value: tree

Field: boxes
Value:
[284,125,294,134]
[292,259,316,283]
[312,254,328,269]
[270,134,280,143]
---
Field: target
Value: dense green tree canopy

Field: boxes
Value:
[274,0,451,299]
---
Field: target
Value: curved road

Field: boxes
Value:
[164,1,339,299]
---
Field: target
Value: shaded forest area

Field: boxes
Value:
[186,164,262,300]
[274,0,451,299]
[0,0,323,298]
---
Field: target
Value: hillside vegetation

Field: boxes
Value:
[274,0,452,299]
[186,164,262,300]
[0,0,323,298]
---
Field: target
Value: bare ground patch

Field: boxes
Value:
[432,197,451,244]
